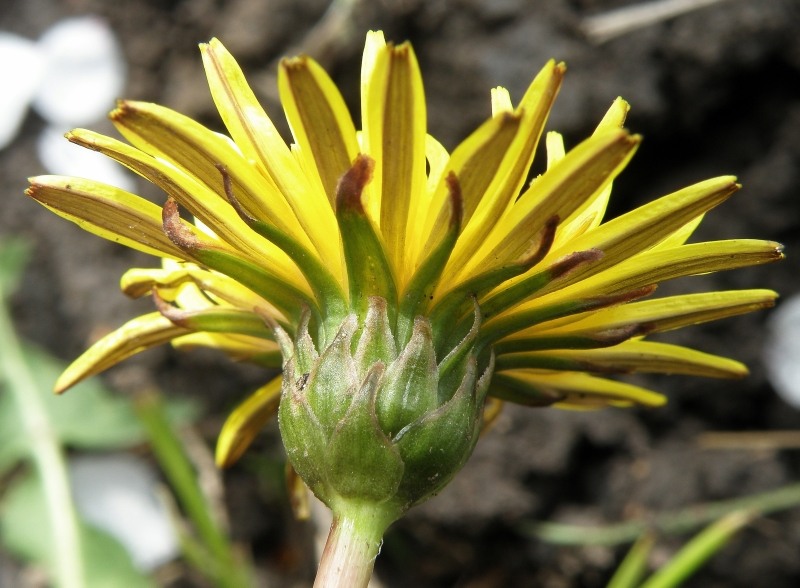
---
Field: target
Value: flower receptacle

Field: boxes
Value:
[277,297,492,515]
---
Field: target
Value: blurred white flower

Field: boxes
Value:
[764,293,800,409]
[0,32,45,149]
[70,454,179,572]
[1,16,131,189]
[32,16,126,127]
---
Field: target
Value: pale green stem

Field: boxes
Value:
[314,498,399,588]
[525,481,800,546]
[0,282,84,588]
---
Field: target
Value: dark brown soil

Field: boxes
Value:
[2,1,800,586]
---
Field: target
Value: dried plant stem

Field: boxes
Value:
[582,0,732,44]
[697,430,800,450]
[314,499,398,588]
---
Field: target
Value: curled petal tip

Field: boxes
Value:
[551,249,603,280]
[523,215,559,266]
[161,198,199,249]
[152,290,182,323]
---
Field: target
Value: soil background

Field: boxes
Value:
[2,0,800,587]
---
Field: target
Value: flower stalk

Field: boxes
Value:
[314,498,400,588]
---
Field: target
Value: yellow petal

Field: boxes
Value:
[515,289,778,339]
[498,340,749,379]
[216,376,282,467]
[374,43,427,281]
[360,30,387,113]
[497,60,564,210]
[489,240,782,334]
[596,96,630,130]
[423,111,522,285]
[564,239,782,300]
[554,97,630,244]
[111,100,312,250]
[492,371,666,408]
[201,39,342,282]
[546,131,566,168]
[121,263,281,320]
[67,128,310,297]
[543,176,741,292]
[491,87,513,115]
[359,30,388,222]
[399,134,451,271]
[26,176,185,260]
[441,61,565,283]
[463,129,640,281]
[172,332,281,366]
[201,39,294,180]
[55,313,190,393]
[278,55,359,205]
[424,133,450,194]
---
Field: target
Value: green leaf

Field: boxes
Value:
[0,238,31,297]
[0,393,28,476]
[0,344,146,477]
[607,532,656,588]
[639,511,753,588]
[1,470,153,588]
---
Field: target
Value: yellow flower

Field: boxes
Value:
[27,31,781,478]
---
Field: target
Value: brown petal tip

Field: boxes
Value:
[335,154,375,213]
[445,171,464,231]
